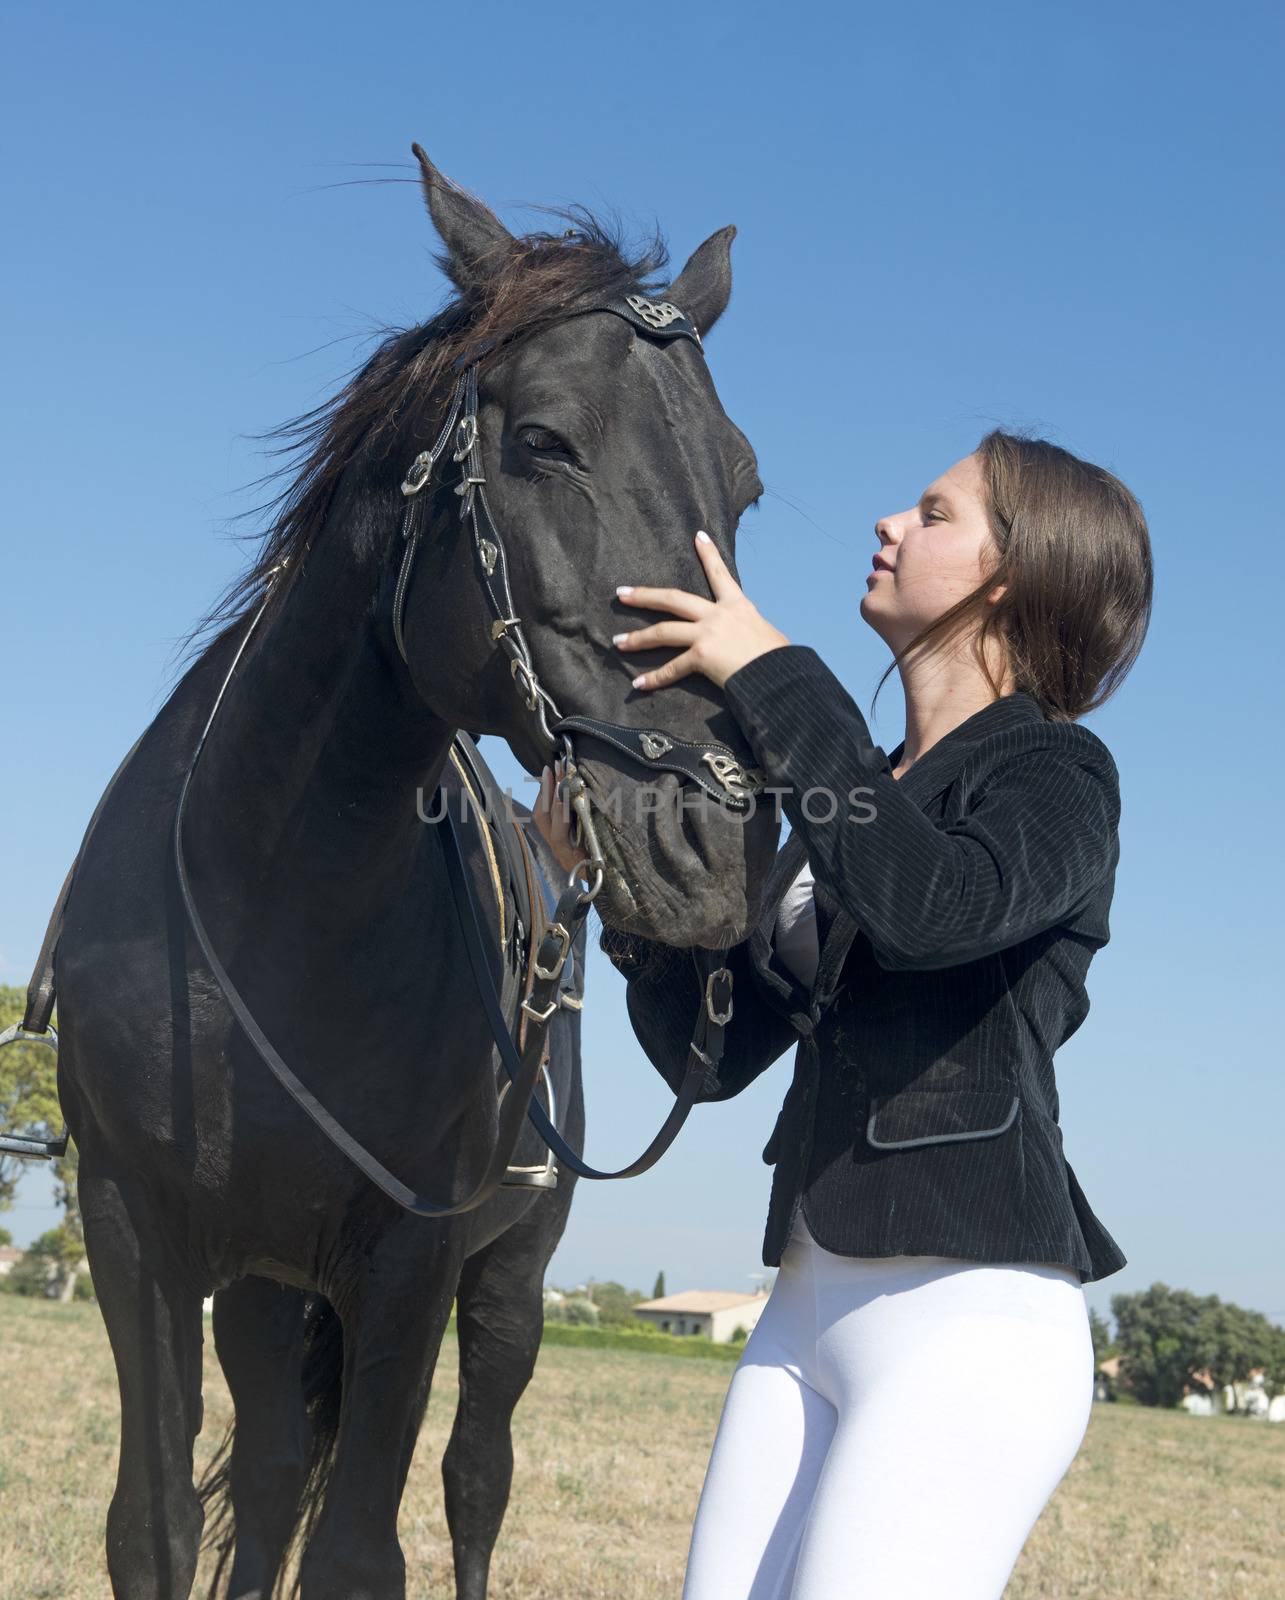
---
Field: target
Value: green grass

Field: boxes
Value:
[538,1321,742,1359]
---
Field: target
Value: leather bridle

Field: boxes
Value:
[391,293,769,851]
[159,291,764,1217]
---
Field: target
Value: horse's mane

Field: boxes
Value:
[184,205,670,668]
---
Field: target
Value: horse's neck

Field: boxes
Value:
[184,506,452,932]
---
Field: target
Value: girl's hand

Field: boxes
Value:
[532,756,589,881]
[612,530,789,690]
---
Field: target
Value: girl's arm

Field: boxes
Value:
[614,532,1119,972]
[722,645,1120,970]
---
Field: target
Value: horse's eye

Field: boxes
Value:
[519,426,572,456]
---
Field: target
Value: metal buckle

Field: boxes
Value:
[704,967,733,1026]
[533,921,573,981]
[520,994,559,1024]
[453,414,479,462]
[510,657,541,710]
[400,451,436,497]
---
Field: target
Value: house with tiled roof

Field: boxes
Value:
[632,1288,769,1343]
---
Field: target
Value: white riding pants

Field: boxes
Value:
[682,1211,1094,1600]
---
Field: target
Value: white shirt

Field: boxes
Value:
[772,856,819,989]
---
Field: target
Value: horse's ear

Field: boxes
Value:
[412,143,515,297]
[667,225,736,337]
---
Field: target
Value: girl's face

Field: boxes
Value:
[861,451,1004,657]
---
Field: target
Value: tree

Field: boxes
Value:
[0,986,85,1299]
[652,1270,666,1299]
[0,986,62,1210]
[548,1296,598,1326]
[40,1139,86,1300]
[1111,1282,1285,1410]
[0,1226,12,1247]
[3,1226,82,1298]
[591,1280,645,1327]
[1262,1325,1285,1401]
[1088,1306,1114,1367]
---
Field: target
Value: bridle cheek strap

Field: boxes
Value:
[391,306,767,842]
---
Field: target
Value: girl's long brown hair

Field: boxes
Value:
[873,431,1153,721]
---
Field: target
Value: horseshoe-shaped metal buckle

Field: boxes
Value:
[510,658,541,711]
[704,967,734,1026]
[400,450,436,498]
[453,414,479,462]
[533,922,573,982]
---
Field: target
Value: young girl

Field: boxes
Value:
[534,431,1152,1600]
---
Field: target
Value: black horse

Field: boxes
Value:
[52,147,776,1599]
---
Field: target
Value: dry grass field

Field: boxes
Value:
[0,1294,1281,1598]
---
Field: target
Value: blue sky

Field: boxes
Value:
[2,0,1282,1330]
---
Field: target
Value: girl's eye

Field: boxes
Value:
[520,427,572,457]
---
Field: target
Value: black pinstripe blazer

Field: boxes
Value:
[605,645,1128,1283]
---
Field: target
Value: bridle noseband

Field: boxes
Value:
[391,293,767,900]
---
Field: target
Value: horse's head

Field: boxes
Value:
[396,150,779,947]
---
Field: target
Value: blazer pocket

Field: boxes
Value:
[866,1087,1020,1151]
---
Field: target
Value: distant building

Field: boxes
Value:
[1179,1365,1285,1419]
[633,1288,769,1343]
[0,1246,22,1277]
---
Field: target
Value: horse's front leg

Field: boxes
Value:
[78,1147,208,1600]
[208,1275,313,1598]
[298,1222,465,1600]
[443,1190,572,1600]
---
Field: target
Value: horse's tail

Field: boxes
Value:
[283,1295,345,1595]
[197,1294,345,1598]
[197,1423,237,1595]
